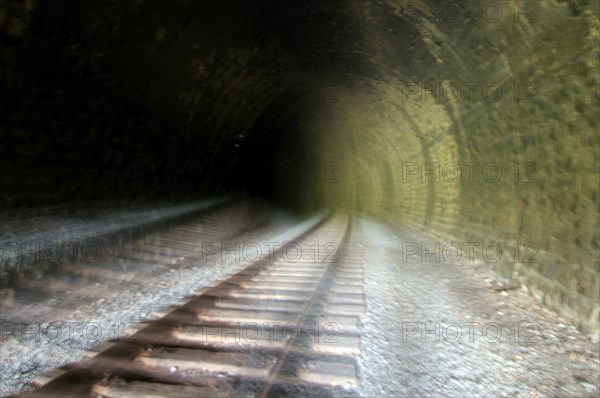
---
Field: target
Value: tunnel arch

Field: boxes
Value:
[1,0,599,339]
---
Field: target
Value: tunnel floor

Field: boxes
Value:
[0,203,598,397]
[359,218,599,397]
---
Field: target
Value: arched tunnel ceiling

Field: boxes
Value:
[1,0,599,335]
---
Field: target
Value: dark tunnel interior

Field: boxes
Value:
[236,91,320,207]
[2,0,364,206]
[1,0,599,395]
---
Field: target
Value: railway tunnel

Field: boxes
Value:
[1,0,599,396]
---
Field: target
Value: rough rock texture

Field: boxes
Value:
[1,1,598,338]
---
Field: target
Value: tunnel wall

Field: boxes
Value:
[1,1,599,339]
[314,0,599,340]
[415,0,600,341]
[436,0,600,340]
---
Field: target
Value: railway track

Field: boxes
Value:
[17,212,365,397]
